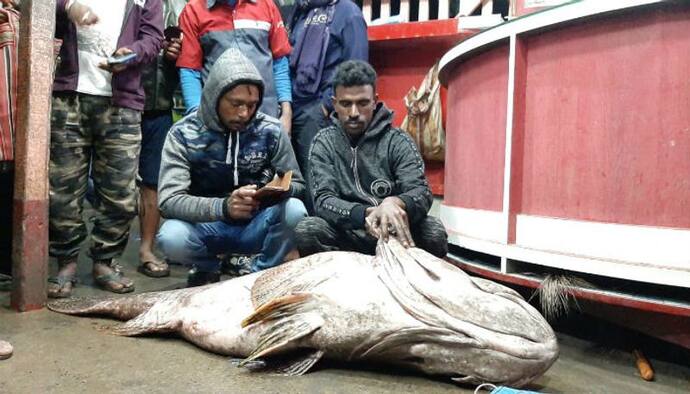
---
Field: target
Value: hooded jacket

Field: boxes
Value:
[309,103,433,230]
[158,48,305,223]
[142,0,187,112]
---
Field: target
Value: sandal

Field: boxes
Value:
[47,275,78,298]
[137,259,170,278]
[47,258,78,299]
[93,262,134,294]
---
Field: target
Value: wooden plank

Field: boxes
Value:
[504,34,527,246]
[438,0,450,19]
[380,0,390,19]
[459,0,483,16]
[10,0,55,311]
[399,0,410,22]
[482,0,494,15]
[362,0,373,24]
[519,6,690,228]
[447,253,690,318]
[419,0,430,21]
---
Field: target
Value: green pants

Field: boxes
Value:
[49,93,141,261]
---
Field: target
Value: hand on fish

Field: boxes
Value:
[226,185,260,220]
[365,197,415,248]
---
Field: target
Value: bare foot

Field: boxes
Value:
[0,340,13,360]
[138,249,170,277]
[47,260,78,298]
[93,261,134,293]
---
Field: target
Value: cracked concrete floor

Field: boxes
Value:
[1,224,690,393]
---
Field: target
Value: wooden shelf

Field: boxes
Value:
[368,19,475,50]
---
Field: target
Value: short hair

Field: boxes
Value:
[331,60,377,91]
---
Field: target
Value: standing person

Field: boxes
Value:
[137,0,187,278]
[0,11,18,371]
[157,48,307,287]
[48,0,163,298]
[295,60,448,258]
[288,0,368,212]
[176,0,293,134]
[0,0,19,280]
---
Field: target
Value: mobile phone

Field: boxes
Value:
[107,53,137,65]
[164,26,182,41]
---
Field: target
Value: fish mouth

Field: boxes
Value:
[355,240,559,386]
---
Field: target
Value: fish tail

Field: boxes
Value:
[47,291,170,320]
[48,296,116,316]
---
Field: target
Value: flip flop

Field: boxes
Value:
[47,275,77,299]
[137,259,170,278]
[94,267,134,294]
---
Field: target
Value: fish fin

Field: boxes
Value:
[251,252,352,308]
[107,304,179,336]
[241,292,313,327]
[48,290,192,320]
[268,349,324,376]
[234,348,325,376]
[108,318,176,337]
[240,293,324,366]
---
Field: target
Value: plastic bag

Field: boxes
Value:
[401,62,445,162]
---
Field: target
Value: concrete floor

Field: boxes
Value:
[1,223,690,393]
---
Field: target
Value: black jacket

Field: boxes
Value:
[309,103,433,230]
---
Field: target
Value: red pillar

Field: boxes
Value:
[11,0,56,311]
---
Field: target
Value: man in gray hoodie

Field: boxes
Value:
[295,60,448,258]
[157,48,307,287]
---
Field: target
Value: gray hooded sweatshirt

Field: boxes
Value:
[158,48,305,223]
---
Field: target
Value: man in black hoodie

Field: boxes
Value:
[295,61,447,257]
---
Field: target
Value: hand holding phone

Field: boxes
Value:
[99,47,135,73]
[163,27,183,62]
[164,26,183,41]
[106,53,137,65]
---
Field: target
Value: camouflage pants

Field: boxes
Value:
[294,215,448,258]
[49,93,141,261]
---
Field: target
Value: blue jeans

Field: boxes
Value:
[157,198,307,273]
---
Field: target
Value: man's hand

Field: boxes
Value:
[67,1,99,26]
[164,36,182,62]
[226,185,259,220]
[98,47,133,74]
[280,102,292,137]
[364,197,415,248]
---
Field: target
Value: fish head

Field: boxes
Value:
[366,240,560,387]
[382,331,558,387]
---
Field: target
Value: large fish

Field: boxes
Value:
[48,240,558,387]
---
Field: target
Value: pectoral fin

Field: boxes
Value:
[240,293,324,370]
[232,348,325,376]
